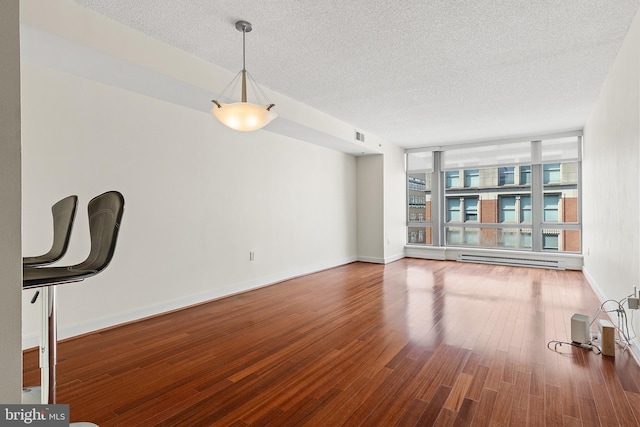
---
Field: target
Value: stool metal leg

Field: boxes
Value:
[47,286,57,404]
[39,287,49,404]
[35,287,98,426]
[38,286,57,404]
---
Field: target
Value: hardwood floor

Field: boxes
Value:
[23,259,640,426]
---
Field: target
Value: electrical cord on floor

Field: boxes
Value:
[595,298,634,347]
[548,296,639,357]
[546,339,602,355]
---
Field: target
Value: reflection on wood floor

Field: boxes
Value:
[23,259,640,426]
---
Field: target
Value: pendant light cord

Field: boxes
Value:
[242,27,246,72]
[241,27,247,102]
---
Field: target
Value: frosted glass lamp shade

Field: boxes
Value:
[211,102,277,132]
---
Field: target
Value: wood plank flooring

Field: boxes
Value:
[23,259,640,426]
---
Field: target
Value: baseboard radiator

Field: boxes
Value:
[456,253,564,270]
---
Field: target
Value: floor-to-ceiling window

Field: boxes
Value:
[407,151,433,244]
[406,134,581,253]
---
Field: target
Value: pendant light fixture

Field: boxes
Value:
[211,20,276,131]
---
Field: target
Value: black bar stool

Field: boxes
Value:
[22,195,77,404]
[22,191,125,419]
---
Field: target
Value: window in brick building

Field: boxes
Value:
[499,229,532,249]
[464,169,480,187]
[446,170,460,188]
[465,229,479,245]
[499,196,517,222]
[543,194,560,222]
[543,163,561,184]
[542,232,559,251]
[465,198,478,221]
[500,230,517,248]
[444,226,481,246]
[446,197,478,222]
[520,166,531,185]
[520,196,532,222]
[499,167,514,185]
[447,228,462,245]
[499,195,531,223]
[447,198,461,222]
[543,161,579,224]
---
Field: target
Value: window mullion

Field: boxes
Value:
[432,151,444,246]
[531,141,543,252]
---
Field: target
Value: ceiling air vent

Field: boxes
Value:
[355,131,365,142]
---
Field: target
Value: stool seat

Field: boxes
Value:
[24,266,97,289]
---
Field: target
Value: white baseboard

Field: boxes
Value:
[23,256,358,350]
[404,245,447,260]
[357,253,406,264]
[384,252,405,264]
[581,266,607,302]
[357,256,385,264]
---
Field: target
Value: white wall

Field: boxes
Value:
[383,143,407,263]
[355,142,406,264]
[18,0,412,348]
[356,155,384,263]
[583,9,640,355]
[0,0,22,403]
[21,60,358,345]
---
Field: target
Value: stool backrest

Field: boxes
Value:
[73,191,125,274]
[23,195,78,267]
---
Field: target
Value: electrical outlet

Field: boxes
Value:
[249,251,255,261]
[628,297,639,310]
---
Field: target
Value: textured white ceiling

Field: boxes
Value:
[73,0,640,148]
